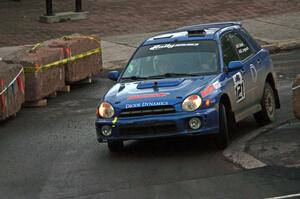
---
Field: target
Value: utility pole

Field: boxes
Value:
[45,0,53,16]
[75,0,82,12]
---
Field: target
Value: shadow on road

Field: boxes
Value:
[102,118,261,158]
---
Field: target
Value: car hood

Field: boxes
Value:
[104,75,217,108]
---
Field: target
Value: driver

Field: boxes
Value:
[153,55,175,75]
[200,53,217,72]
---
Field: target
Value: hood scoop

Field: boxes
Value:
[137,78,185,89]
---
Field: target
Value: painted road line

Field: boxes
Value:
[292,84,300,91]
[265,193,300,199]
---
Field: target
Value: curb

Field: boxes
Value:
[261,39,300,53]
[223,119,294,169]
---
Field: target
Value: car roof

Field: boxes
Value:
[143,22,241,46]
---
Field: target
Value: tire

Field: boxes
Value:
[254,82,276,126]
[227,110,236,133]
[107,140,124,152]
[216,103,230,149]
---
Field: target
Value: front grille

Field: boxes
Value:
[119,122,177,137]
[119,105,175,117]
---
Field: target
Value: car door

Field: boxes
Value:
[220,32,254,115]
[240,28,267,105]
[228,31,258,108]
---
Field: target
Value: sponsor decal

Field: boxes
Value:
[235,43,245,49]
[125,102,168,109]
[233,72,245,103]
[128,92,169,100]
[250,64,258,82]
[149,43,199,51]
[200,81,221,97]
[235,42,250,55]
[212,81,221,89]
[238,47,249,55]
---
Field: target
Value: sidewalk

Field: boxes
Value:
[104,12,300,47]
[223,118,300,169]
[1,12,300,70]
[0,46,24,61]
[1,0,300,47]
[99,12,300,69]
[247,120,300,168]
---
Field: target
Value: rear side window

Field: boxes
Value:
[221,34,239,66]
[241,28,261,50]
[228,32,254,60]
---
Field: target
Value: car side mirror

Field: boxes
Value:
[108,71,120,81]
[227,61,243,72]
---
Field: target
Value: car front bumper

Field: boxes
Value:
[95,107,219,142]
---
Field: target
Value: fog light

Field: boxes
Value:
[189,118,201,130]
[101,125,112,136]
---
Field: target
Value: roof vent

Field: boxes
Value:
[153,34,173,40]
[188,29,206,37]
[151,31,187,40]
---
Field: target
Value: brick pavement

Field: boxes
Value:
[0,0,300,47]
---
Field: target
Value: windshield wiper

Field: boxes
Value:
[121,73,200,82]
[148,73,200,78]
[121,76,149,81]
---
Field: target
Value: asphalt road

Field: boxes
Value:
[0,50,300,199]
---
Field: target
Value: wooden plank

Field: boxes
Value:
[77,75,92,84]
[24,99,47,107]
[58,85,71,93]
[87,76,92,84]
[48,92,57,98]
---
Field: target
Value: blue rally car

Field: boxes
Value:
[95,22,280,152]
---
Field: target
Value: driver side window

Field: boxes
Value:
[229,32,254,61]
[221,33,240,66]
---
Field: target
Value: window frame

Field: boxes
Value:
[240,27,261,51]
[229,31,255,61]
[220,32,240,67]
[220,30,256,68]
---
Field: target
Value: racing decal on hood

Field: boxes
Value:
[128,92,169,100]
[125,102,168,109]
[233,72,245,103]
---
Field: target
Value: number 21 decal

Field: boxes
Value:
[233,72,245,103]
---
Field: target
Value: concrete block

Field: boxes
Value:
[39,11,88,24]
[46,34,102,83]
[3,46,65,102]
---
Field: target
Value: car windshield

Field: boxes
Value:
[121,40,219,80]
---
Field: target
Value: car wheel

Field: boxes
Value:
[254,82,276,126]
[216,103,230,149]
[107,140,124,152]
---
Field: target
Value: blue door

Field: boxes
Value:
[221,31,258,117]
[228,31,259,108]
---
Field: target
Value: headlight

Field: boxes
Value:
[98,102,114,118]
[182,95,202,112]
